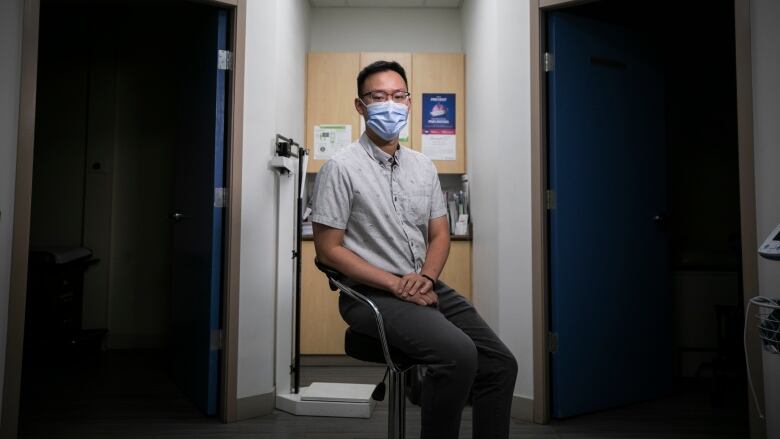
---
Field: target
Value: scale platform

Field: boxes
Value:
[276,382,377,418]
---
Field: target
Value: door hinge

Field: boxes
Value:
[548,332,558,353]
[218,49,233,71]
[545,189,556,210]
[214,187,228,208]
[544,52,555,72]
[210,329,224,351]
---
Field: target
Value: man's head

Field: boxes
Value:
[355,61,411,143]
[356,60,408,98]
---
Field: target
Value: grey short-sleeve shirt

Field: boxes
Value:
[310,133,448,277]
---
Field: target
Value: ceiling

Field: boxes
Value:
[309,0,462,8]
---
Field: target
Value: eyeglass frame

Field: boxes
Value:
[358,89,411,104]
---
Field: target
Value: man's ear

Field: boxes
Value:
[354,98,365,116]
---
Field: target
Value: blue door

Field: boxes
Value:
[547,11,672,418]
[170,4,229,416]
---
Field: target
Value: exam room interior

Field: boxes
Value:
[1,0,778,437]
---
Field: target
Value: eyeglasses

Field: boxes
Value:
[360,90,411,103]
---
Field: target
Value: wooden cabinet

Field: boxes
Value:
[300,239,472,355]
[306,52,465,173]
[305,52,361,173]
[411,53,466,174]
[439,240,472,301]
[300,241,347,355]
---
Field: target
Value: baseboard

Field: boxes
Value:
[236,391,275,421]
[511,394,534,422]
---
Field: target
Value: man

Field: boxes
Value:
[310,60,517,439]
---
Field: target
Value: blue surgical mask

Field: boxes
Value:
[363,100,408,141]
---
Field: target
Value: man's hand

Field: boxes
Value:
[391,273,437,306]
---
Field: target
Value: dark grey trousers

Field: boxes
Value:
[339,281,518,439]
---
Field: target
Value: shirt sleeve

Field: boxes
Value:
[310,159,352,230]
[429,164,448,220]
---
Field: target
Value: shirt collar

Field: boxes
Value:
[359,132,401,168]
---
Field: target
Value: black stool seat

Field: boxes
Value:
[345,328,416,367]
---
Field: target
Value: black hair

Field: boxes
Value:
[356,60,408,97]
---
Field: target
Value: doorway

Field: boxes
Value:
[541,0,749,435]
[17,0,236,434]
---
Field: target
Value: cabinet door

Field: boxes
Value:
[360,52,414,148]
[411,53,466,174]
[306,52,361,173]
[439,241,472,301]
[300,241,347,354]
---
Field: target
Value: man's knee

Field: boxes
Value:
[502,352,518,385]
[454,338,479,377]
[482,346,518,387]
[431,335,479,381]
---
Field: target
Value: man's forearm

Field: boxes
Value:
[318,245,399,292]
[421,232,450,281]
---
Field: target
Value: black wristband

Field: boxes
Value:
[421,273,436,285]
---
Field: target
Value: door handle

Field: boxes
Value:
[653,214,667,231]
[170,211,186,223]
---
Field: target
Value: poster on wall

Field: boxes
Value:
[313,124,352,160]
[421,93,456,161]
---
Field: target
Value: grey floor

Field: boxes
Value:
[19,350,749,438]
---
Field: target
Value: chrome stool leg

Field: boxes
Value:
[388,369,406,439]
[314,261,413,439]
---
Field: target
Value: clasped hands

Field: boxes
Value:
[390,273,437,306]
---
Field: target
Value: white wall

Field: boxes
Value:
[461,0,498,331]
[752,0,780,294]
[238,0,310,400]
[462,0,534,401]
[751,0,780,427]
[310,7,462,52]
[0,0,23,416]
[494,0,534,403]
